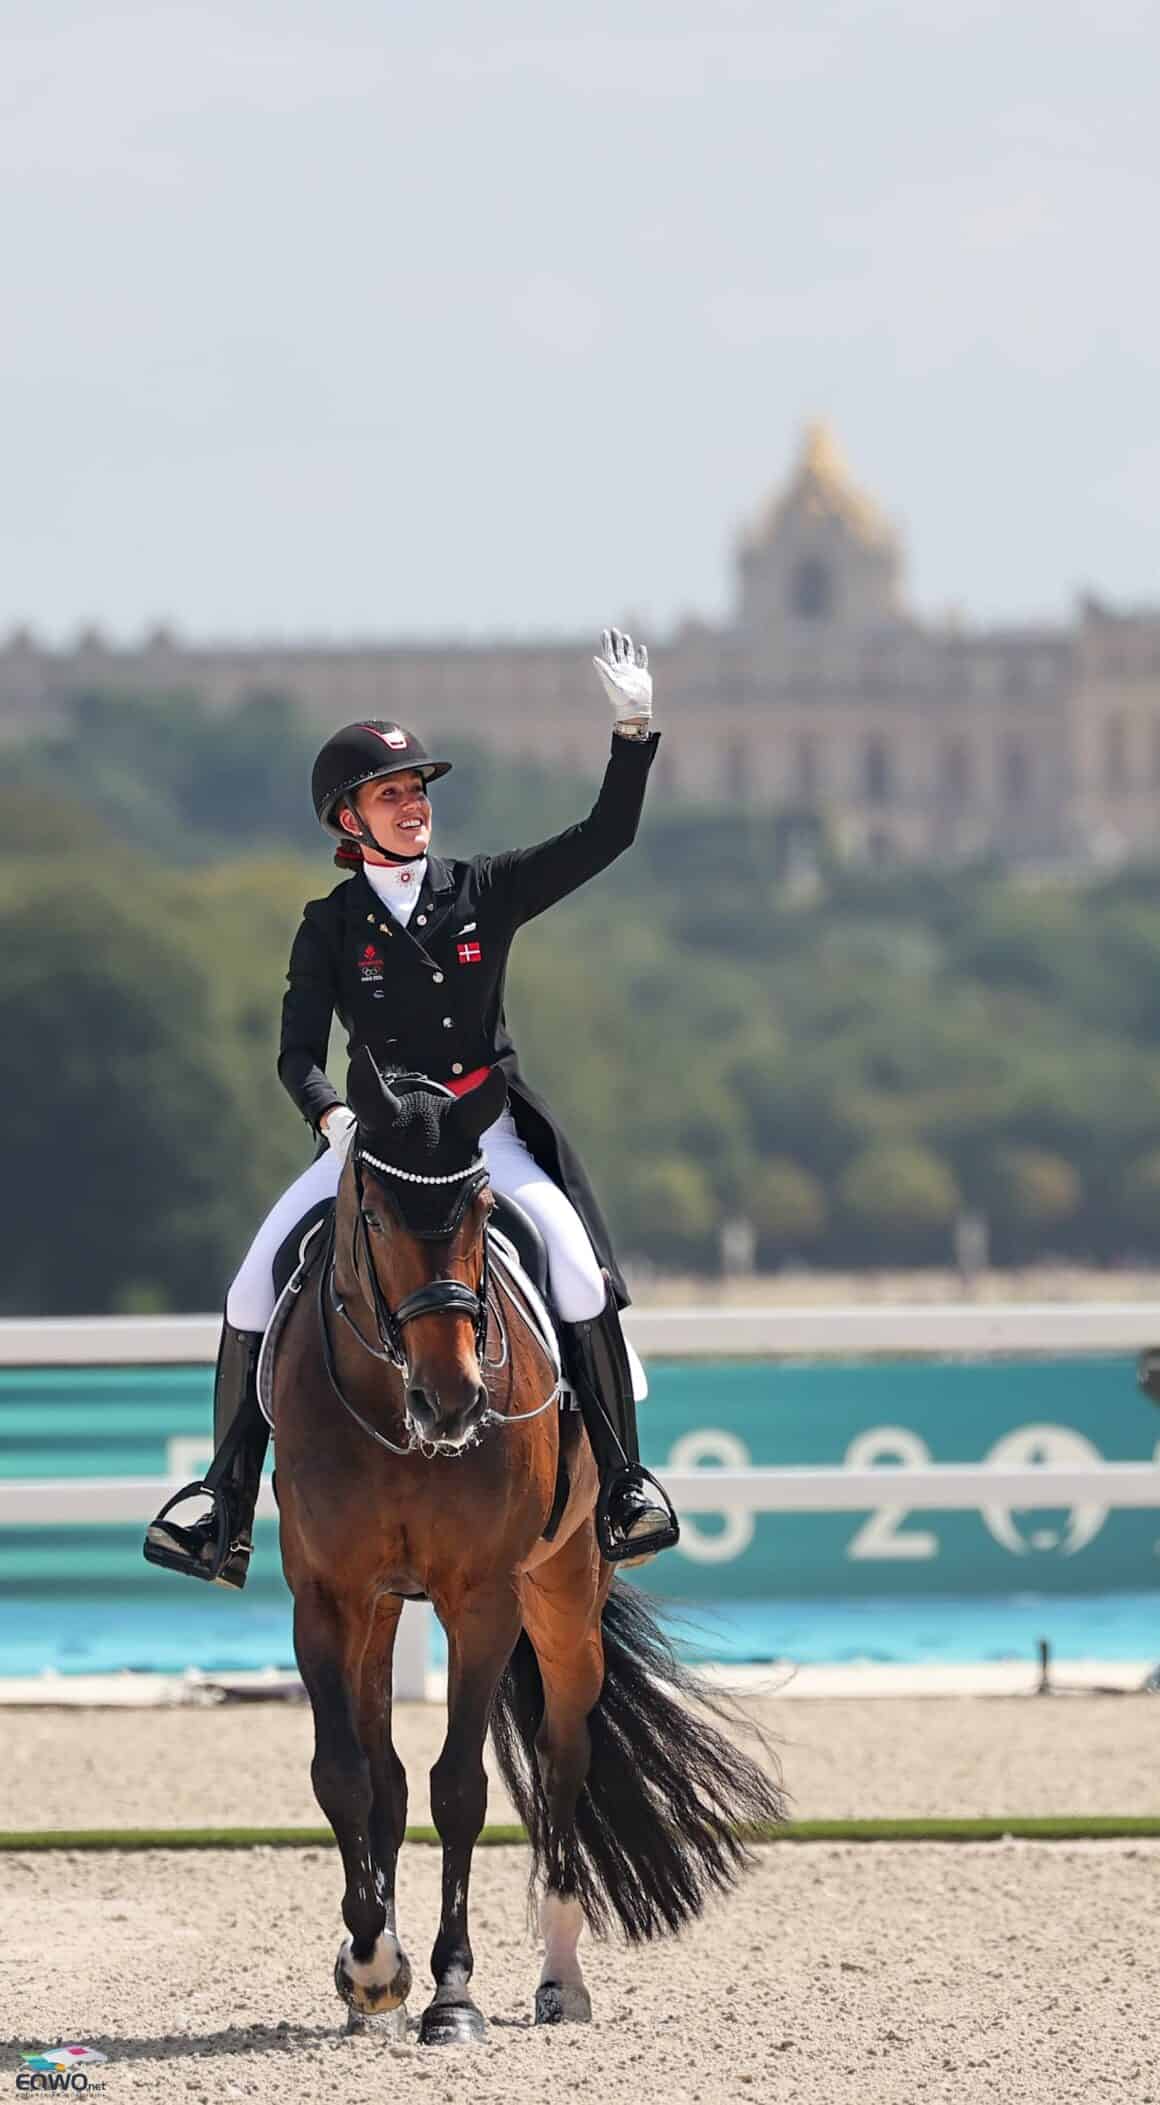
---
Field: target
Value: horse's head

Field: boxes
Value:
[344,1047,507,1451]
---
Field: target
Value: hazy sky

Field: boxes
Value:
[5,0,1157,645]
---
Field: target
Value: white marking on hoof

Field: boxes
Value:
[535,1979,592,2025]
[537,1891,589,2020]
[336,1931,412,2013]
[344,2003,409,2040]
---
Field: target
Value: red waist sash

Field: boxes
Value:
[445,1066,490,1097]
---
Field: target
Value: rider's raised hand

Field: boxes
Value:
[592,627,652,728]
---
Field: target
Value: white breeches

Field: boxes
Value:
[225,1109,646,1396]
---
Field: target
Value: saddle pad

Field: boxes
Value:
[486,1225,573,1401]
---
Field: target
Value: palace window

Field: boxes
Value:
[725,736,751,803]
[1005,657,1028,698]
[790,556,833,620]
[864,735,893,807]
[1003,738,1031,806]
[1104,714,1128,791]
[941,739,973,808]
[652,741,676,792]
[795,733,822,801]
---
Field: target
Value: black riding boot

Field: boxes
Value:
[142,1320,267,1590]
[561,1272,680,1566]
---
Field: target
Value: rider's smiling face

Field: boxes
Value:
[341,770,433,861]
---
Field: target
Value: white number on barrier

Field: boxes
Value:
[980,1424,1108,1555]
[667,1429,755,1564]
[844,1426,939,1561]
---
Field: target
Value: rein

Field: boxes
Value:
[318,1144,561,1460]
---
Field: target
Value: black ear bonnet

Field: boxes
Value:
[346,1054,507,1238]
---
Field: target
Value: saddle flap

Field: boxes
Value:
[489,1191,549,1297]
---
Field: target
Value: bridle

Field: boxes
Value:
[353,1142,492,1372]
[317,1138,560,1458]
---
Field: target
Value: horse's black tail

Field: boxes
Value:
[488,1583,788,1942]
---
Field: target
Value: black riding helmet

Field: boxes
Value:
[311,721,453,865]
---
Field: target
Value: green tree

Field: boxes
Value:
[746,1159,828,1258]
[0,869,259,1314]
[1121,1152,1160,1249]
[837,1144,961,1262]
[985,1146,1082,1234]
[612,1159,719,1268]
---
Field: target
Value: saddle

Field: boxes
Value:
[268,1191,550,1302]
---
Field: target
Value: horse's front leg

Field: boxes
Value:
[293,1580,411,2031]
[346,1591,413,2031]
[420,1584,522,2048]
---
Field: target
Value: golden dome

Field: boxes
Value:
[742,419,896,552]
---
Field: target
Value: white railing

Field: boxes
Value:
[3,1462,1160,1529]
[2,1301,1159,1364]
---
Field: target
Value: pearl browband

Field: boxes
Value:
[359,1147,484,1187]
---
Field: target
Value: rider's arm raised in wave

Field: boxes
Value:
[483,727,660,928]
[277,900,344,1133]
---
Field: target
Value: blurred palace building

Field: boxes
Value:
[3,422,1158,869]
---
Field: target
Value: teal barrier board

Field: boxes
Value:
[2,1355,1158,1602]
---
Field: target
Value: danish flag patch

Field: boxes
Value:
[457,941,482,965]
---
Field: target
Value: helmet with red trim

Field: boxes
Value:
[311,721,453,839]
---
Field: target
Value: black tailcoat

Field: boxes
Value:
[277,729,660,1308]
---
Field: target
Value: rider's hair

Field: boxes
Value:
[333,794,363,867]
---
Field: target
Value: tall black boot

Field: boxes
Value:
[561,1272,680,1566]
[143,1320,268,1590]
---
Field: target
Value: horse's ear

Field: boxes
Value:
[346,1045,399,1128]
[451,1064,508,1143]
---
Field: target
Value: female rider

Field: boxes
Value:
[144,627,679,1589]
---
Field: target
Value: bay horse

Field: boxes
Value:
[270,1047,784,2046]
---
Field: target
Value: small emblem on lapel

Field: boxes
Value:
[457,941,482,965]
[359,943,385,983]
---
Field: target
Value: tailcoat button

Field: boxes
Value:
[417,914,428,926]
[442,1016,453,1028]
[451,1062,464,1075]
[432,971,444,983]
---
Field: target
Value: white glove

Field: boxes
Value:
[593,627,652,725]
[322,1105,357,1161]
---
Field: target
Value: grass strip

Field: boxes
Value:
[2,1815,1159,1852]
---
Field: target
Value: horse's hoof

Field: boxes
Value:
[335,1935,412,2014]
[419,1998,487,2047]
[535,1980,592,2025]
[343,2004,408,2040]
